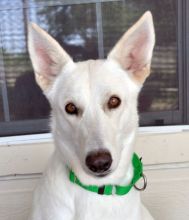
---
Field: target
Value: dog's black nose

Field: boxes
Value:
[85,150,112,174]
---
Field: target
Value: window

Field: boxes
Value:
[0,0,187,136]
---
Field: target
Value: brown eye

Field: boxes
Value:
[108,96,121,109]
[65,103,78,115]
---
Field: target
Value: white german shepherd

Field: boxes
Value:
[28,11,155,220]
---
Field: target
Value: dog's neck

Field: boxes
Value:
[118,162,134,185]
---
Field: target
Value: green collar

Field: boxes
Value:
[69,153,143,196]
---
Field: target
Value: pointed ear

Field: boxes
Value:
[108,11,155,84]
[28,23,73,92]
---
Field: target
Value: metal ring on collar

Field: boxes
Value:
[134,173,147,191]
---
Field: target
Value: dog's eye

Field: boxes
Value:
[65,103,78,115]
[108,96,121,109]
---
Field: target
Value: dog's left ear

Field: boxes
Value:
[108,11,155,84]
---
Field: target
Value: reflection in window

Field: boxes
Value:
[34,4,98,61]
[102,0,178,112]
[1,7,49,121]
[1,2,98,121]
[0,0,182,135]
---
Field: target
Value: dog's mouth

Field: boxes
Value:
[95,171,111,177]
[87,169,112,178]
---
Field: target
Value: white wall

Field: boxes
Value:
[0,126,189,220]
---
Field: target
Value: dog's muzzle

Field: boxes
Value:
[85,149,112,176]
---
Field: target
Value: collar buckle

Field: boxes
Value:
[98,186,105,194]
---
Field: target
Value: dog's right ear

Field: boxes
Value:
[28,23,73,92]
[108,11,155,85]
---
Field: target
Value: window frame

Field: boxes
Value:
[185,0,189,124]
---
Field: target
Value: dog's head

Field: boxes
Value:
[28,12,155,185]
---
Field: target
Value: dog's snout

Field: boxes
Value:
[85,150,112,174]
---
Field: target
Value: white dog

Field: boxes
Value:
[28,11,155,220]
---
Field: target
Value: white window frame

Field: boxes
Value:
[0,125,189,180]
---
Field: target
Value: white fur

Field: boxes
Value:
[28,11,155,220]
